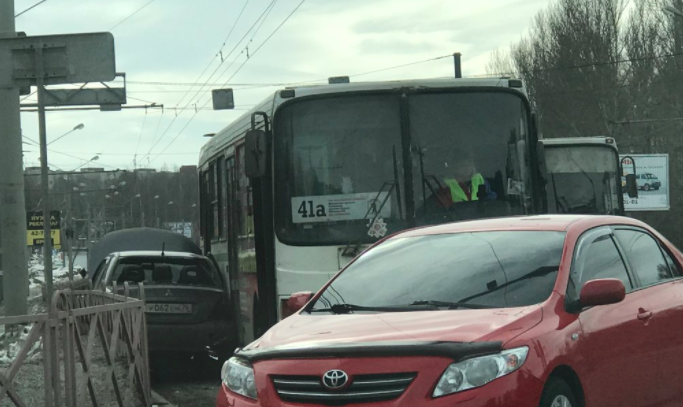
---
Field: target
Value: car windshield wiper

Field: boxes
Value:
[310,302,438,314]
[409,300,497,310]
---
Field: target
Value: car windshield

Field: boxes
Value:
[310,231,565,312]
[273,91,532,246]
[109,256,221,288]
[545,145,620,215]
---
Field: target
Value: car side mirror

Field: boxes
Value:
[625,174,638,198]
[286,291,314,316]
[245,129,268,178]
[580,278,625,307]
[79,268,87,279]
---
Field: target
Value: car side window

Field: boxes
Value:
[580,234,633,291]
[614,229,677,286]
[662,249,682,278]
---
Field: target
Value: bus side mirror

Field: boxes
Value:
[245,129,268,178]
[286,291,314,316]
[625,174,638,198]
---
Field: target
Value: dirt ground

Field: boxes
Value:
[150,354,223,407]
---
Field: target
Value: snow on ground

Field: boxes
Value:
[1,257,143,407]
[0,323,41,365]
[1,255,86,365]
[28,254,85,297]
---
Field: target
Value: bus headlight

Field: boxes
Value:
[221,357,257,399]
[433,347,528,398]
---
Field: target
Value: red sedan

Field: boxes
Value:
[217,215,683,407]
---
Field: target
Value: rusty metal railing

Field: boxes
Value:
[0,282,151,407]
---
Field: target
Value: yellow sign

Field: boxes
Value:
[26,229,61,248]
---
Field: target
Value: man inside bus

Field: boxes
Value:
[436,148,497,206]
[338,136,390,194]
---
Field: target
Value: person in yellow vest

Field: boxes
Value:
[441,152,497,204]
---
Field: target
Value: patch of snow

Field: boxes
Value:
[0,323,41,365]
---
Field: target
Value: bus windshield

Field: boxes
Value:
[274,90,532,245]
[545,145,620,215]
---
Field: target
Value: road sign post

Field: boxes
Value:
[0,0,28,316]
[0,31,116,313]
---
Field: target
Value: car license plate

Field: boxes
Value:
[145,303,192,314]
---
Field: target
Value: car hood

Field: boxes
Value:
[246,305,543,352]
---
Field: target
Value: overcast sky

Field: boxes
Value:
[14,0,548,171]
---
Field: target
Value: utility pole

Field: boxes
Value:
[0,0,29,316]
[86,203,92,253]
[453,52,462,79]
[66,175,73,281]
[35,45,55,309]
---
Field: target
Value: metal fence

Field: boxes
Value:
[0,282,151,407]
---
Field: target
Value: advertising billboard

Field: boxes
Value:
[620,154,669,211]
[26,211,62,248]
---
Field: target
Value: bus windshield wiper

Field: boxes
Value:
[310,302,438,314]
[409,300,497,310]
[340,145,401,258]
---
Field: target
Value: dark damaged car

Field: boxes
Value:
[92,250,235,354]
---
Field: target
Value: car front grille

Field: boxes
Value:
[272,372,416,404]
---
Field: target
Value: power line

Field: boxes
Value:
[352,54,451,78]
[15,0,47,17]
[150,0,306,162]
[109,0,156,31]
[143,0,279,162]
[174,0,277,113]
[24,136,121,169]
[127,95,160,104]
[173,0,252,111]
[202,0,280,99]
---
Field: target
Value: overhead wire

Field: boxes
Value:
[174,0,278,113]
[127,95,160,105]
[15,0,47,17]
[142,0,280,162]
[173,0,253,110]
[149,0,306,162]
[109,0,156,32]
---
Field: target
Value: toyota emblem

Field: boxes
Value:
[322,370,349,390]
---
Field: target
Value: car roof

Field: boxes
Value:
[111,251,208,260]
[396,215,649,239]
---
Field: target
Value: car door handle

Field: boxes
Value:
[637,311,653,320]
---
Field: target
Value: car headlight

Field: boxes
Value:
[221,357,257,399]
[433,347,528,398]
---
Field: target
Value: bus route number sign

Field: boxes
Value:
[291,192,391,224]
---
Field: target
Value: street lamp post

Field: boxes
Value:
[47,123,85,146]
[72,155,99,172]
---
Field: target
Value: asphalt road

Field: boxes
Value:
[151,354,222,407]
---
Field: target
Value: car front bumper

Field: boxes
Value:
[215,357,544,407]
